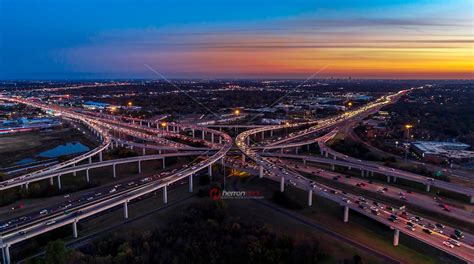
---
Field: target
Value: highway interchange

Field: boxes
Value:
[0,90,473,264]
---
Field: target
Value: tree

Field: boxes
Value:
[45,240,67,264]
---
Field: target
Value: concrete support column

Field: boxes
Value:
[50,177,54,185]
[147,122,150,128]
[308,189,313,206]
[261,131,264,140]
[4,245,10,264]
[72,220,78,238]
[295,148,299,154]
[88,157,92,164]
[163,185,168,204]
[270,130,273,137]
[425,184,431,192]
[259,165,264,178]
[393,176,397,183]
[86,169,90,182]
[280,176,285,192]
[303,159,306,165]
[348,166,352,170]
[344,206,349,223]
[208,165,213,179]
[306,144,310,152]
[331,163,335,171]
[393,229,400,246]
[202,131,205,140]
[470,196,474,204]
[142,148,146,156]
[387,175,391,183]
[211,133,214,143]
[361,170,365,177]
[123,202,128,219]
[219,136,222,144]
[162,157,166,169]
[57,175,62,189]
[72,164,76,176]
[242,154,246,163]
[246,137,250,145]
[113,164,116,178]
[188,174,193,193]
[325,151,329,158]
[99,151,103,162]
[138,160,142,174]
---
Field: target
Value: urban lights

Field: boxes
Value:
[160,122,167,128]
[127,102,133,107]
[234,109,240,115]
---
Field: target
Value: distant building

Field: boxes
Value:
[82,101,110,110]
[411,141,474,163]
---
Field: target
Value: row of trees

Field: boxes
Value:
[26,200,365,264]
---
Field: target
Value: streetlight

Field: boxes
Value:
[348,102,353,107]
[234,109,240,115]
[404,124,413,141]
[127,102,133,107]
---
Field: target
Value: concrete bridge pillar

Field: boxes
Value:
[163,185,168,204]
[242,154,246,163]
[188,174,193,193]
[393,229,400,246]
[73,164,76,176]
[344,206,349,223]
[361,170,365,177]
[211,133,214,143]
[280,176,285,192]
[308,189,313,206]
[86,169,90,182]
[393,176,397,183]
[208,165,213,179]
[192,129,195,138]
[88,157,92,164]
[219,136,222,144]
[259,165,264,178]
[295,148,299,154]
[470,196,474,204]
[202,131,205,140]
[332,163,335,171]
[425,184,431,192]
[99,151,103,162]
[261,131,264,140]
[387,175,391,183]
[72,220,78,238]
[270,130,273,137]
[50,177,54,185]
[113,164,117,178]
[123,202,128,219]
[138,160,142,174]
[162,157,166,169]
[4,245,10,264]
[303,159,306,165]
[57,174,62,189]
[246,137,250,146]
[142,148,146,156]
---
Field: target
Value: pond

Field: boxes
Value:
[38,142,90,158]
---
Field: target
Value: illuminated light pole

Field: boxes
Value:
[404,124,413,141]
[234,109,240,115]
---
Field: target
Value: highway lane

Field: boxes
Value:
[268,152,474,199]
[275,158,474,225]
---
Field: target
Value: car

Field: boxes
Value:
[18,230,26,236]
[443,241,454,248]
[423,228,432,235]
[454,229,464,239]
[436,223,445,229]
[406,225,415,231]
[407,222,415,227]
[46,220,56,226]
[449,239,461,247]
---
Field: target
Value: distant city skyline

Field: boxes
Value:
[1,0,473,79]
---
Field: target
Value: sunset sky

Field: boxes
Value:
[1,0,473,79]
